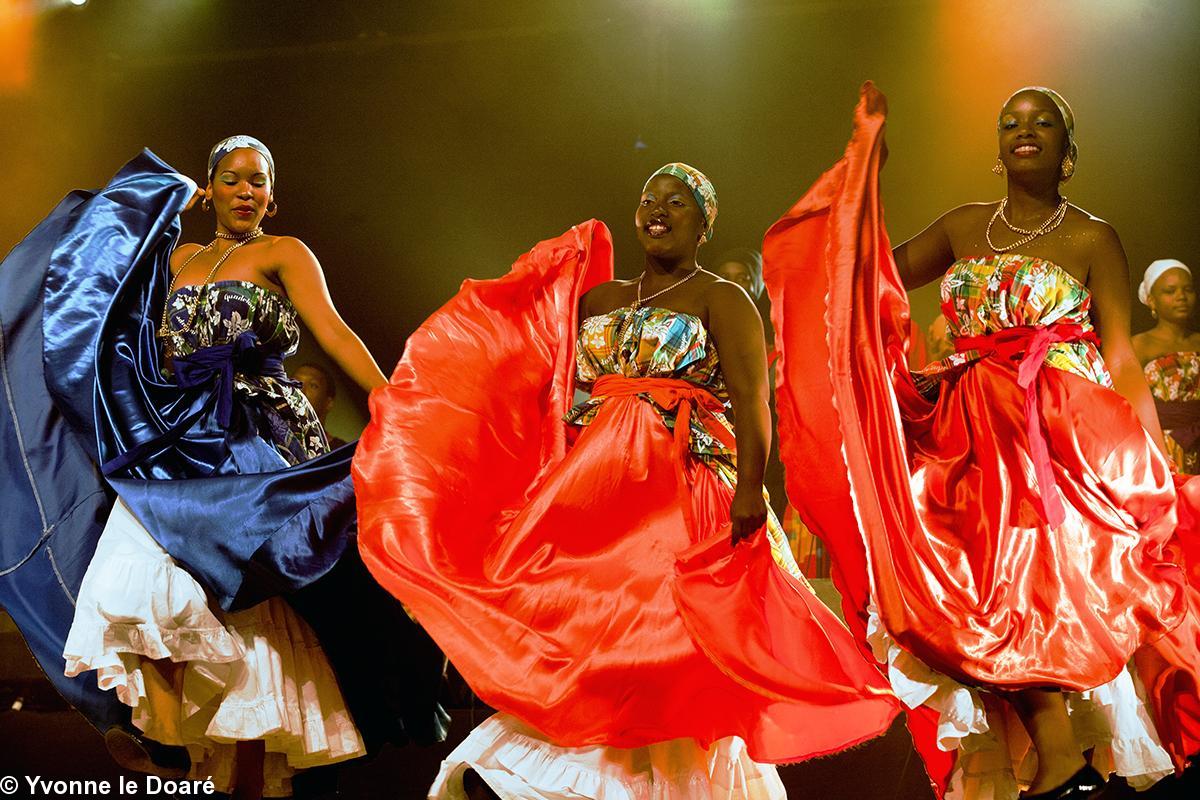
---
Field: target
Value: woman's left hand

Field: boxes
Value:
[729,487,767,545]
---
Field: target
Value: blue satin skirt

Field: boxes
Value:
[0,190,127,732]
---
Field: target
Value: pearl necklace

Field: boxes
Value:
[985,198,1068,253]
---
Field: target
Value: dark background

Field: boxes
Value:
[3,0,1197,437]
[2,3,1200,797]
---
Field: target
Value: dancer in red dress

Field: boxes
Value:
[765,83,1200,800]
[354,163,900,797]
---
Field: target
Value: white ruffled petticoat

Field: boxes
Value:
[64,499,365,797]
[865,605,1174,800]
[428,713,786,800]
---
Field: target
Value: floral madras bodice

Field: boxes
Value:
[1144,352,1200,403]
[164,279,327,463]
[166,279,300,357]
[1144,351,1200,473]
[567,304,732,464]
[919,253,1112,389]
[567,303,803,580]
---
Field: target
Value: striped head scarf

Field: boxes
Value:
[645,162,718,242]
[208,135,275,187]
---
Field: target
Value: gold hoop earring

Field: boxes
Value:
[1060,155,1075,181]
[201,197,210,212]
[266,200,278,218]
[992,157,1005,176]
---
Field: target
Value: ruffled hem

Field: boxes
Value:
[64,498,366,796]
[64,498,244,676]
[429,713,786,800]
[866,606,1174,799]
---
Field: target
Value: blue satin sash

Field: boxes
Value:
[101,332,288,476]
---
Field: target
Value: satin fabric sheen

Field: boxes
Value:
[763,83,1200,792]
[39,150,355,610]
[10,151,447,749]
[354,220,899,762]
[0,190,127,732]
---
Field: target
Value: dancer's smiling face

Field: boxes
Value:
[207,149,272,234]
[996,91,1069,180]
[635,174,706,259]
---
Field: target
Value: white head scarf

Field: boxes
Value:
[1138,259,1191,306]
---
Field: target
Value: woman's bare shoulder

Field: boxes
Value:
[169,242,206,274]
[580,279,636,318]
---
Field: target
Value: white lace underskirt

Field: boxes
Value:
[428,713,787,800]
[865,606,1174,800]
[63,499,365,797]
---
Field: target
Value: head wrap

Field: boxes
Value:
[644,162,718,242]
[715,248,764,298]
[1000,87,1079,167]
[207,135,275,187]
[1138,258,1192,306]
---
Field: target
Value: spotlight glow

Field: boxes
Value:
[68,0,87,6]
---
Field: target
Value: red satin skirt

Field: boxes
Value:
[353,221,898,764]
[891,354,1192,688]
[763,83,1200,787]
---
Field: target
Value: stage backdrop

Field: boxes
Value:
[2,0,1197,438]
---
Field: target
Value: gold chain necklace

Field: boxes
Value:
[157,228,263,356]
[985,198,1068,253]
[634,266,703,308]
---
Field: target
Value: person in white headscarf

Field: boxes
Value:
[1132,259,1200,470]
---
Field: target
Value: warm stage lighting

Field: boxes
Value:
[67,0,87,6]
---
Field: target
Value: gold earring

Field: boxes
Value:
[266,200,278,218]
[1060,155,1075,180]
[201,197,210,212]
[992,157,1005,176]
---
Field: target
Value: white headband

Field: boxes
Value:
[1138,259,1191,306]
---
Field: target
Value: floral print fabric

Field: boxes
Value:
[164,279,327,464]
[568,304,801,580]
[569,305,730,462]
[1145,351,1200,472]
[916,253,1112,392]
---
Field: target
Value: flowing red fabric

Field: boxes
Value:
[353,220,899,762]
[953,324,1100,528]
[763,83,1200,792]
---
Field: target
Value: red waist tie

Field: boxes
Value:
[954,323,1100,528]
[590,374,736,535]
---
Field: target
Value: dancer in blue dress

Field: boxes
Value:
[2,139,446,798]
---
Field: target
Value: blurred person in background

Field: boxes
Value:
[1133,259,1200,473]
[295,362,349,448]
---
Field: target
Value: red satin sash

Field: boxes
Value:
[954,323,1099,528]
[590,374,735,535]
